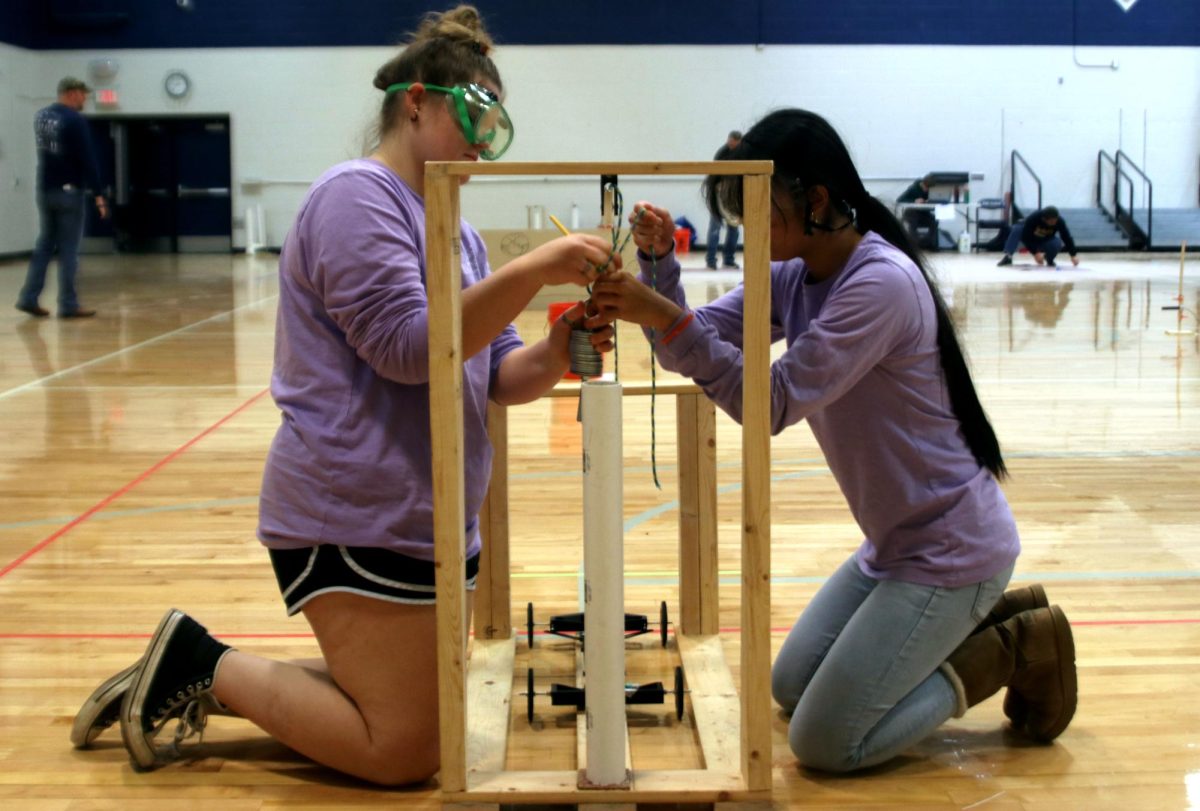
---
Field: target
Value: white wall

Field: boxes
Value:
[1,41,1197,253]
[0,42,39,253]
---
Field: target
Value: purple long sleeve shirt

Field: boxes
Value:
[642,233,1018,587]
[258,159,523,561]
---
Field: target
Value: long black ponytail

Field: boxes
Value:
[705,109,1007,479]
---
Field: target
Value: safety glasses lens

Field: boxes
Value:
[460,84,512,160]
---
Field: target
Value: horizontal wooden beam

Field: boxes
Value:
[428,160,773,177]
[454,768,764,804]
[544,381,703,398]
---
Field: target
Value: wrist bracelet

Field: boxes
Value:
[662,312,694,346]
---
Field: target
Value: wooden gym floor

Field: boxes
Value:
[0,248,1197,809]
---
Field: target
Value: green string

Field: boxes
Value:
[647,246,662,490]
[588,185,661,490]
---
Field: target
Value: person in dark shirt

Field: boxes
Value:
[897,174,932,203]
[897,175,938,249]
[997,206,1079,268]
[704,130,742,268]
[15,77,107,318]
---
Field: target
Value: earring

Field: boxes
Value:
[410,108,419,122]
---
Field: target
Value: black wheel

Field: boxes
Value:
[527,667,535,724]
[660,600,669,648]
[526,602,535,649]
[674,666,685,720]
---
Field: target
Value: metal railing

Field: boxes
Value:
[1010,150,1042,222]
[1115,150,1153,249]
[1097,150,1117,223]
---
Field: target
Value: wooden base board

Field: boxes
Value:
[458,634,759,805]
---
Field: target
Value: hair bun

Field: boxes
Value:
[413,4,494,55]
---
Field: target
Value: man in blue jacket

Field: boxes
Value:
[996,206,1079,268]
[16,77,107,318]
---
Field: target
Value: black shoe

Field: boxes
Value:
[1045,258,1057,268]
[16,303,50,317]
[996,255,1013,267]
[722,262,740,269]
[704,263,718,270]
[72,658,233,749]
[71,661,141,748]
[119,609,231,769]
[59,308,97,318]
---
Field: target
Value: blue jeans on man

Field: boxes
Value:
[18,189,87,315]
[705,215,739,268]
[1003,224,1063,264]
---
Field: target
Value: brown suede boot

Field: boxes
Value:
[939,605,1077,742]
[974,583,1049,634]
[972,583,1051,729]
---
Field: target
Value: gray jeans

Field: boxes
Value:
[771,554,1013,772]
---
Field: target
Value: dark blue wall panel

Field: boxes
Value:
[2,0,1196,50]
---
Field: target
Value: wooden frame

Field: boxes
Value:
[427,161,773,806]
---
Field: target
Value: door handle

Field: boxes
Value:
[177,186,231,198]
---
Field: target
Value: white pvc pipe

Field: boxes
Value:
[245,204,266,254]
[582,379,627,786]
[244,207,258,254]
[255,205,267,250]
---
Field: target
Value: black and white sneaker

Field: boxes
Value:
[119,609,232,769]
[73,658,235,749]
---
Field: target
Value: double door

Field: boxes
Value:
[85,116,232,253]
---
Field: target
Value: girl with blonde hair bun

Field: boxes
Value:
[71,4,619,785]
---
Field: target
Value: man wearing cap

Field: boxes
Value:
[15,77,107,318]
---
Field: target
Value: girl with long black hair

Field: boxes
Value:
[590,108,1076,772]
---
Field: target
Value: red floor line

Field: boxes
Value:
[2,616,1197,640]
[0,388,270,580]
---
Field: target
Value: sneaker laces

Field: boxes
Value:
[150,677,213,728]
[166,697,211,755]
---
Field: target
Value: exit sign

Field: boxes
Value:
[96,88,118,106]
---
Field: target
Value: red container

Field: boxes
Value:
[548,301,581,379]
[673,227,691,255]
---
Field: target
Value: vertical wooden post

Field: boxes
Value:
[739,173,773,792]
[476,402,511,640]
[676,392,719,635]
[427,164,469,793]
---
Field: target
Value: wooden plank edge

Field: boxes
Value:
[544,381,703,398]
[464,637,516,774]
[430,160,775,177]
[677,633,742,775]
[451,769,760,804]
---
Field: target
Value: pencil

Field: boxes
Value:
[548,214,571,236]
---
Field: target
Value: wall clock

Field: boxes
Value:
[164,70,191,99]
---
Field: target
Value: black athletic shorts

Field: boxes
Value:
[269,544,480,615]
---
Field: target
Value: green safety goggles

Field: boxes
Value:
[386,82,513,160]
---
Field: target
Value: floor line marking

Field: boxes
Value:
[0,388,270,580]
